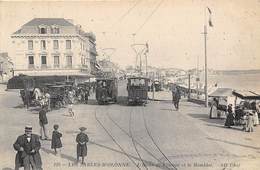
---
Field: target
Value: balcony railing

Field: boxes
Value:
[28,64,35,69]
[41,64,47,69]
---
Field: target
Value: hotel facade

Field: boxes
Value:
[10,18,97,80]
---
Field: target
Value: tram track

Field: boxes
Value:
[107,107,175,170]
[129,107,148,170]
[94,107,142,170]
[141,106,178,170]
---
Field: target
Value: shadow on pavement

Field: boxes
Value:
[205,124,244,132]
[41,147,77,162]
[89,141,169,170]
[188,113,225,126]
[2,168,13,170]
[13,104,25,109]
[181,102,204,108]
[207,137,260,151]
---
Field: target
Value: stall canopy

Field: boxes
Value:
[232,90,260,100]
[7,75,34,89]
[209,88,233,97]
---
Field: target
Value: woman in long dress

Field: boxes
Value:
[209,98,218,119]
[253,110,259,126]
[225,104,235,128]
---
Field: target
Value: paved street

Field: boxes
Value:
[1,83,260,170]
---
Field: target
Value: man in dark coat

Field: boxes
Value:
[13,125,42,170]
[39,105,49,140]
[172,86,181,110]
[76,127,89,165]
[84,87,89,104]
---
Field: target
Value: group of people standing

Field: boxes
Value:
[13,105,90,170]
[210,99,260,132]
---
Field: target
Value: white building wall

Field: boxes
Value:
[11,35,91,75]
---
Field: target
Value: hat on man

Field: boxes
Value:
[79,127,87,131]
[25,125,32,132]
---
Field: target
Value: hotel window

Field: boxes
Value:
[41,40,46,50]
[52,27,60,34]
[66,40,71,49]
[40,27,47,34]
[54,56,60,68]
[28,40,33,50]
[53,40,59,49]
[28,56,34,68]
[66,56,72,68]
[41,55,47,68]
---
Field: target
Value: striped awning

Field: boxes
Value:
[232,90,260,100]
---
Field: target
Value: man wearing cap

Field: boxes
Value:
[13,125,42,170]
[76,127,89,165]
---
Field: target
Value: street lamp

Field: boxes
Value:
[203,7,213,108]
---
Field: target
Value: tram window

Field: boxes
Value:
[139,79,145,85]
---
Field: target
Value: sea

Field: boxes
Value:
[208,72,260,93]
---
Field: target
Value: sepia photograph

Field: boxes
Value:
[0,0,260,169]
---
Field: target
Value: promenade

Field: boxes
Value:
[0,85,260,170]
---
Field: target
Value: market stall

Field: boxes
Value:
[208,88,234,119]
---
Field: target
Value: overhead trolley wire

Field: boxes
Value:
[134,0,164,35]
[110,0,143,29]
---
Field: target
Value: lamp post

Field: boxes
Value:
[203,24,208,107]
[202,6,213,108]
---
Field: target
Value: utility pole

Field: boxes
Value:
[203,17,208,107]
[145,42,149,77]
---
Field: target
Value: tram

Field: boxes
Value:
[96,78,118,105]
[127,77,149,105]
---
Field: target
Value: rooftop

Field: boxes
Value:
[22,18,74,27]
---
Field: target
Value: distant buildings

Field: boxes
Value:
[0,52,13,83]
[10,18,98,81]
[97,59,120,78]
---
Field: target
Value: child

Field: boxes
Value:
[76,127,89,165]
[51,124,62,156]
[68,103,75,118]
[246,111,254,132]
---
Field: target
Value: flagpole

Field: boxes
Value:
[204,7,208,108]
[204,24,208,107]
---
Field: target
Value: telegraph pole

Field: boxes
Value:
[204,25,208,107]
[145,42,149,77]
[203,7,208,108]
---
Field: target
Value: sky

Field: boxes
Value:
[0,0,260,70]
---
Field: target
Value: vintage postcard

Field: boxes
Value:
[0,0,260,170]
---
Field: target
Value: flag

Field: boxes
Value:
[207,7,213,27]
[207,7,212,14]
[146,43,149,53]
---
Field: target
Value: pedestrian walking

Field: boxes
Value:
[76,127,89,165]
[172,86,181,110]
[51,124,62,156]
[253,110,259,126]
[39,105,49,140]
[13,125,42,170]
[245,111,254,132]
[209,98,218,119]
[225,104,235,128]
[84,87,89,104]
[68,103,75,118]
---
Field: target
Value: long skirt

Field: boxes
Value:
[77,144,87,157]
[225,113,234,127]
